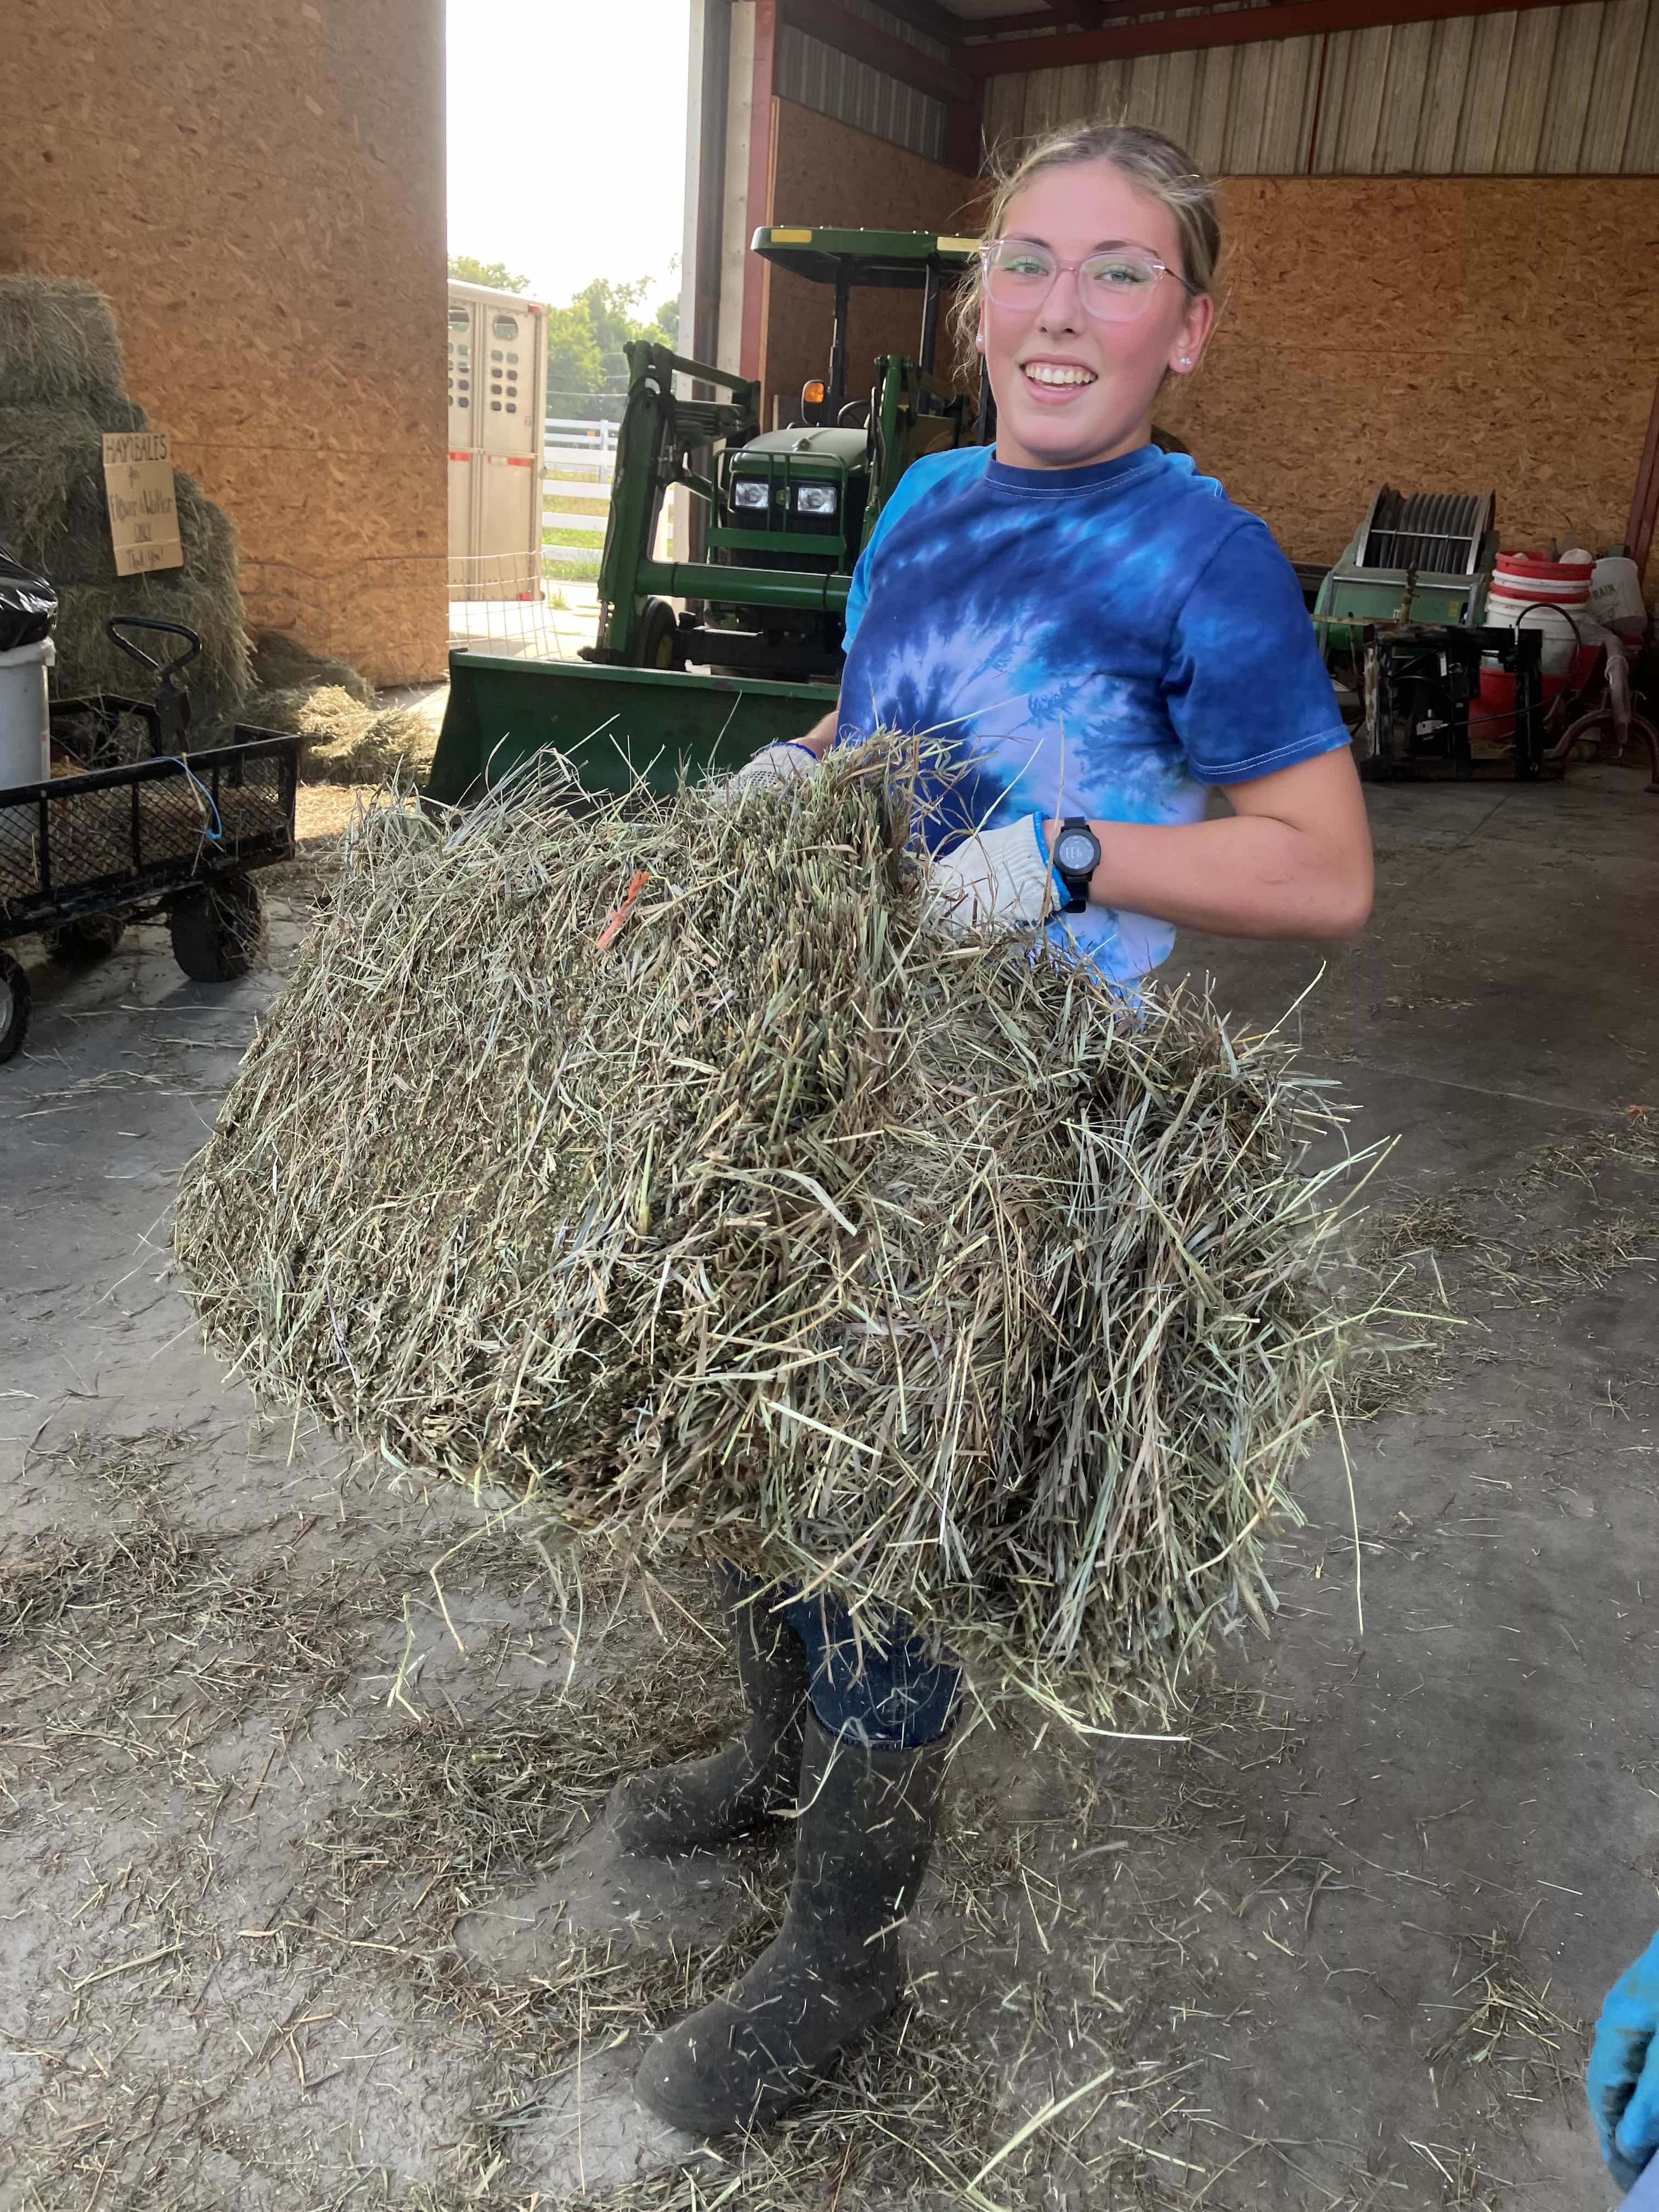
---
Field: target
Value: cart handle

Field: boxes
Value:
[105,617,203,681]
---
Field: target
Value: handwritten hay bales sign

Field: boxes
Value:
[102,430,183,577]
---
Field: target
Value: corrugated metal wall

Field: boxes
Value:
[980,0,1659,173]
[776,0,949,162]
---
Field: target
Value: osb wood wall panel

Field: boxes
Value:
[1155,177,1659,590]
[763,100,978,427]
[0,0,446,683]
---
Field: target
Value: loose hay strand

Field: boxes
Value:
[174,738,1366,1728]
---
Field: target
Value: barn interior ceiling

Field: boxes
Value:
[820,0,1593,76]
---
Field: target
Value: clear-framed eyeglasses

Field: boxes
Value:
[981,237,1195,323]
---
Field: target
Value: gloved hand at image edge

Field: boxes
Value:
[723,741,820,795]
[922,813,1065,933]
[1590,1931,1659,2192]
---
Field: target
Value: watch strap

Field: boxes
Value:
[1054,815,1096,914]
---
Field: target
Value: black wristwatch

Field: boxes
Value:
[1051,817,1102,914]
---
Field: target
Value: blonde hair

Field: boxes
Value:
[952,122,1221,363]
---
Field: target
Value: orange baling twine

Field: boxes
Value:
[595,868,650,950]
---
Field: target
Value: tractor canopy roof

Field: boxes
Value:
[749,227,980,289]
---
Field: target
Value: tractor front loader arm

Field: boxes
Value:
[862,355,978,548]
[594,342,760,664]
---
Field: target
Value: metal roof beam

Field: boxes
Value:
[962,0,1593,74]
[864,0,966,41]
[964,0,1153,31]
[777,0,975,101]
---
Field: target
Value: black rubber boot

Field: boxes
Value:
[610,1575,811,1854]
[633,1709,949,2135]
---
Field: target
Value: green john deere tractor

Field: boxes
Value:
[428,227,985,805]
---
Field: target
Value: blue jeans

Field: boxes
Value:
[725,1564,959,1750]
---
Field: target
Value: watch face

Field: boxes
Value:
[1055,831,1098,876]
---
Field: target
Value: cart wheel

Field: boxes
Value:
[43,915,127,968]
[0,951,30,1064]
[169,876,263,983]
[639,597,684,672]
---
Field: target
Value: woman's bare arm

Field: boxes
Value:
[1052,747,1373,942]
[797,708,839,759]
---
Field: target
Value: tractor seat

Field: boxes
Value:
[902,414,964,467]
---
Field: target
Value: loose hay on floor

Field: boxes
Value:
[245,680,436,784]
[1425,1929,1586,2116]
[174,741,1364,1728]
[244,631,435,784]
[249,628,375,706]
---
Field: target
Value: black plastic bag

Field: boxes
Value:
[0,551,56,653]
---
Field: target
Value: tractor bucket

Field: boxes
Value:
[426,652,839,807]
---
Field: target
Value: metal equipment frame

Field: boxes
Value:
[1356,624,1547,781]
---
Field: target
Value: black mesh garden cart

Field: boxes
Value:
[0,618,301,1064]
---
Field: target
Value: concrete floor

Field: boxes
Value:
[1,761,1656,2208]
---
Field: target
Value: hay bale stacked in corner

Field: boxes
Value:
[174,743,1358,1726]
[0,276,249,727]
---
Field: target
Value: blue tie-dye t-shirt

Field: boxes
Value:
[835,442,1349,984]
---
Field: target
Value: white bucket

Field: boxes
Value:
[1587,554,1647,637]
[0,636,54,789]
[1484,589,1582,675]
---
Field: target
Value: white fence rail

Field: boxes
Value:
[542,415,615,571]
[540,413,670,569]
[546,415,619,457]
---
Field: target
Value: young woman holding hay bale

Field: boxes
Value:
[613,123,1375,2138]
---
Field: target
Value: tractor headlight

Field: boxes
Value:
[794,483,838,517]
[730,478,769,511]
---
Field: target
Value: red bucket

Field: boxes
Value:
[1493,550,1593,604]
[1475,663,1577,747]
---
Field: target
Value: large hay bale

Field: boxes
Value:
[174,744,1359,1724]
[55,467,234,590]
[0,278,128,411]
[0,281,249,730]
[0,404,229,587]
[53,573,250,728]
[0,401,144,557]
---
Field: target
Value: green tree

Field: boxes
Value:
[448,254,528,293]
[579,276,657,389]
[545,300,605,413]
[657,256,681,346]
[544,275,678,421]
